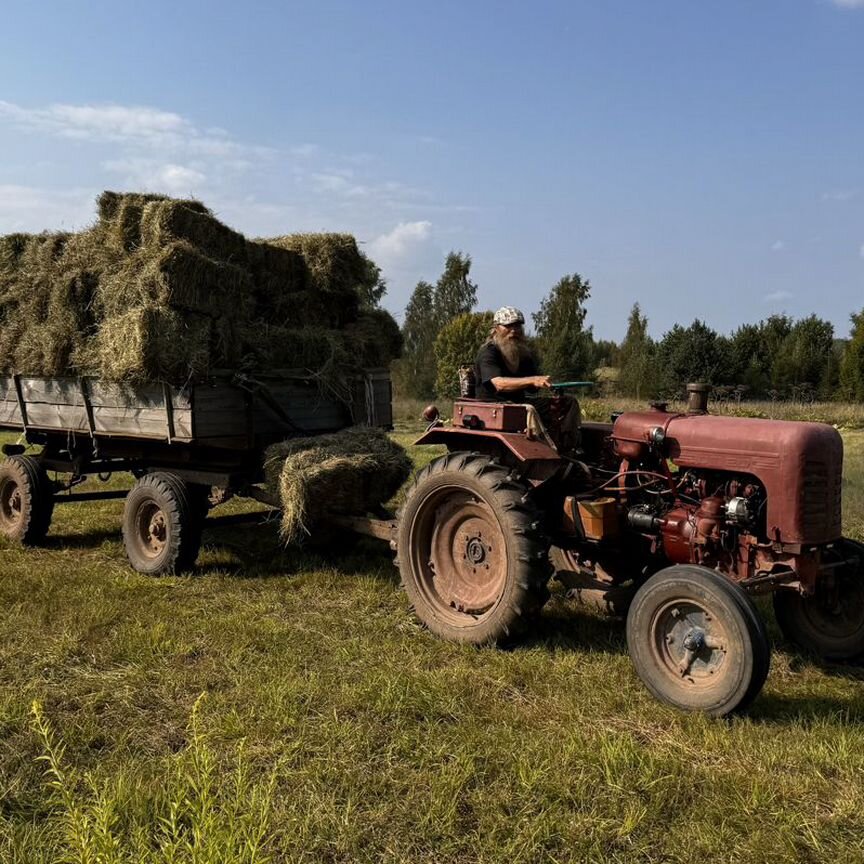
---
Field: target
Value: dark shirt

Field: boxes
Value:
[474,341,538,402]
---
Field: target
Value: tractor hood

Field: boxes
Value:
[612,411,843,546]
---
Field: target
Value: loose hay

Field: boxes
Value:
[265,426,412,544]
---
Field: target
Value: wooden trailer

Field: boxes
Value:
[0,370,395,573]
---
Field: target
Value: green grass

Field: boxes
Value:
[1,423,864,864]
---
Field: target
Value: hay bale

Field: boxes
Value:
[140,200,248,264]
[98,241,256,318]
[98,192,212,253]
[238,325,351,375]
[0,192,389,387]
[344,309,403,368]
[261,233,370,322]
[0,233,32,275]
[247,239,306,284]
[0,312,25,374]
[265,426,412,544]
[96,306,212,383]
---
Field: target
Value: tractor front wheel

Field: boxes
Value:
[773,539,864,662]
[396,452,551,645]
[626,565,770,716]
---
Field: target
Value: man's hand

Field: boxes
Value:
[532,375,552,389]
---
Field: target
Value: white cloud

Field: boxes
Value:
[770,240,785,251]
[859,242,864,259]
[311,172,370,198]
[764,289,793,302]
[821,189,857,201]
[0,99,271,158]
[830,0,864,7]
[369,221,433,263]
[103,158,206,193]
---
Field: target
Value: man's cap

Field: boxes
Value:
[493,306,525,326]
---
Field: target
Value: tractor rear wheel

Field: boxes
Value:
[626,565,770,716]
[396,452,551,645]
[773,539,864,662]
[0,455,54,545]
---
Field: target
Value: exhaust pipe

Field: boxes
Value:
[686,382,711,414]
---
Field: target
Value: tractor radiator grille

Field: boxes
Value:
[801,457,842,540]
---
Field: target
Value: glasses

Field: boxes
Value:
[501,322,524,330]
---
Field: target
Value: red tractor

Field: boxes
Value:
[394,384,863,716]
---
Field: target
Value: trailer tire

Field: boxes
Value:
[626,565,770,716]
[773,539,864,662]
[123,472,202,575]
[0,455,54,545]
[396,451,551,645]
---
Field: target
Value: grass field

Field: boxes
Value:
[1,418,863,863]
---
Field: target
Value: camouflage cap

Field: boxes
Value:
[493,306,525,326]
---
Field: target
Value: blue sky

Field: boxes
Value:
[1,0,862,341]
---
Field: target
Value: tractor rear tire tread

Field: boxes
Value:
[397,451,551,645]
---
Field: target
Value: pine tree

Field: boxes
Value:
[771,315,835,397]
[431,252,477,329]
[840,309,864,401]
[394,280,437,398]
[617,303,658,399]
[531,273,593,381]
[657,319,721,393]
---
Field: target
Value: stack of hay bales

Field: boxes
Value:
[264,426,413,544]
[0,192,401,385]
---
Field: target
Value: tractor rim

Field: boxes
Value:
[0,477,22,530]
[411,485,507,624]
[649,599,730,691]
[135,501,168,559]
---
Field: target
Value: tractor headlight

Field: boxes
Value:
[649,426,666,453]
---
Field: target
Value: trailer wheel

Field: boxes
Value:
[626,565,770,716]
[396,452,551,645]
[122,473,202,575]
[0,455,54,545]
[773,539,864,662]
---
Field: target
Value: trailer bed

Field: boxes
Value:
[0,370,392,450]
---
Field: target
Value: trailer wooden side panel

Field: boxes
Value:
[0,371,392,446]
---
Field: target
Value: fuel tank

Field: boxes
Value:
[612,411,843,546]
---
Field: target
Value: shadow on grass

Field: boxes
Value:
[198,522,398,582]
[749,689,864,723]
[516,602,628,657]
[43,528,120,550]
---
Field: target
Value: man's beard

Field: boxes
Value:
[492,331,529,373]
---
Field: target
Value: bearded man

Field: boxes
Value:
[474,307,551,401]
[474,306,582,453]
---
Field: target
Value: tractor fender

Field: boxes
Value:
[413,427,560,462]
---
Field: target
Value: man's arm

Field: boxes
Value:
[491,374,552,392]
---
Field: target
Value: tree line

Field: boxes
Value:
[392,251,864,403]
